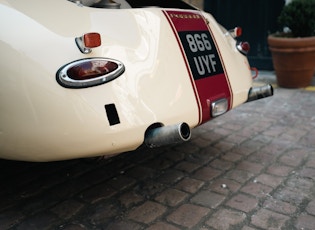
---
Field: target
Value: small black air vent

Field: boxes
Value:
[105,104,120,126]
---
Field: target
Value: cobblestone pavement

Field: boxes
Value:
[1,73,315,230]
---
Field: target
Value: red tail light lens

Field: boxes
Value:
[237,41,250,55]
[57,58,125,88]
[67,61,118,80]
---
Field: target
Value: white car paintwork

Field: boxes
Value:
[0,0,264,161]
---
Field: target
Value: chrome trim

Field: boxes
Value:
[75,36,91,54]
[211,98,228,117]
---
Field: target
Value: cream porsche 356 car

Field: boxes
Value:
[0,0,273,161]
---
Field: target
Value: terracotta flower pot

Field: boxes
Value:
[267,35,315,88]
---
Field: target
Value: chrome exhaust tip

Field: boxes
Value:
[144,122,191,148]
[246,84,273,102]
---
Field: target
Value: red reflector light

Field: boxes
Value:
[57,58,125,88]
[235,27,242,37]
[83,33,101,48]
[228,27,242,38]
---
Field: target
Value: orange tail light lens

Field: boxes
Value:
[75,32,101,54]
[83,33,101,48]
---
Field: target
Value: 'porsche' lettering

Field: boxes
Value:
[169,13,201,19]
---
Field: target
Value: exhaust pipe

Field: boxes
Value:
[144,122,191,148]
[246,84,273,102]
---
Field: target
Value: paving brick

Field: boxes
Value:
[190,136,213,148]
[175,161,201,173]
[146,222,180,230]
[193,167,222,181]
[87,203,119,226]
[221,152,243,162]
[128,201,167,224]
[251,209,290,229]
[306,200,315,216]
[241,182,273,198]
[259,139,292,156]
[279,148,308,167]
[108,175,137,190]
[79,183,116,204]
[306,156,315,168]
[175,177,204,193]
[222,122,243,131]
[133,180,166,198]
[250,134,272,145]
[205,208,246,230]
[299,167,315,179]
[163,149,186,162]
[154,188,188,207]
[199,130,224,143]
[209,159,233,171]
[214,140,236,152]
[241,226,256,230]
[279,128,308,142]
[300,131,315,147]
[263,197,297,215]
[224,134,248,145]
[225,169,254,184]
[207,178,241,195]
[167,204,210,228]
[286,176,314,192]
[262,125,288,137]
[238,140,265,153]
[50,199,84,219]
[59,223,89,230]
[267,164,294,177]
[273,187,308,206]
[212,127,235,136]
[247,151,276,166]
[106,220,142,230]
[0,210,24,230]
[156,169,185,185]
[186,146,219,164]
[119,191,144,208]
[295,214,315,230]
[191,190,225,209]
[174,142,201,157]
[236,160,264,174]
[15,211,61,230]
[145,156,174,170]
[125,166,156,180]
[255,173,283,188]
[226,194,258,213]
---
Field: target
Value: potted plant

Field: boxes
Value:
[267,0,315,88]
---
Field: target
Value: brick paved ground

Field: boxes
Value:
[0,73,315,230]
